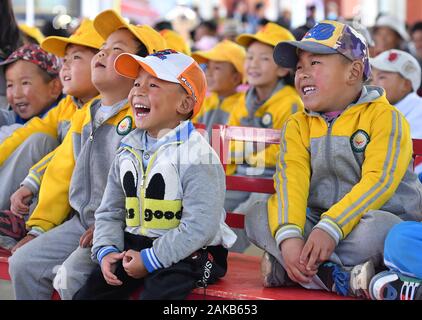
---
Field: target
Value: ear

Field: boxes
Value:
[348,60,364,84]
[48,78,63,99]
[276,66,290,78]
[232,71,243,86]
[403,78,413,93]
[176,94,195,117]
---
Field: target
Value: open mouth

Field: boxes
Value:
[134,104,151,117]
[63,75,71,81]
[15,102,29,113]
[95,62,105,68]
[302,86,317,96]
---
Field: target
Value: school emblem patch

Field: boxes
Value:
[350,129,370,153]
[261,112,273,127]
[116,116,133,135]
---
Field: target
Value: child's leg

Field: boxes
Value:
[0,133,58,209]
[245,200,321,289]
[73,233,154,300]
[314,210,402,297]
[72,261,145,300]
[53,246,97,300]
[369,221,422,300]
[141,246,228,300]
[8,215,84,299]
[335,210,402,268]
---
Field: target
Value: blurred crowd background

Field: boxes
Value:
[3,0,422,94]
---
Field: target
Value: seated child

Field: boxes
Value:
[8,9,167,300]
[0,44,62,143]
[0,19,102,249]
[191,40,245,136]
[225,23,304,252]
[369,221,422,300]
[246,20,422,298]
[73,50,236,300]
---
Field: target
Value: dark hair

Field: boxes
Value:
[282,71,295,87]
[154,20,173,32]
[0,0,22,58]
[411,22,422,35]
[136,41,149,57]
[199,20,218,34]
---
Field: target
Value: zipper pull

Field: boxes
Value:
[140,174,146,188]
[89,132,94,141]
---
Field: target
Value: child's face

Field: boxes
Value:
[373,27,401,56]
[371,68,411,104]
[60,44,98,103]
[6,60,60,120]
[205,60,241,97]
[245,41,287,89]
[295,51,351,113]
[129,70,188,138]
[91,28,140,92]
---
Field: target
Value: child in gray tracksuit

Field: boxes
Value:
[73,50,236,300]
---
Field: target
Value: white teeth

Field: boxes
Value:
[64,76,71,81]
[303,86,316,95]
[134,104,150,110]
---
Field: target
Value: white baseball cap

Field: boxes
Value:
[114,49,207,117]
[370,49,421,92]
[374,15,410,42]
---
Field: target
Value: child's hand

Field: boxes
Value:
[123,250,148,279]
[10,186,33,218]
[101,251,125,286]
[281,238,316,284]
[79,225,94,248]
[300,228,336,272]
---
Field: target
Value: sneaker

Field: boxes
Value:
[317,260,375,298]
[369,270,422,300]
[0,210,26,250]
[261,252,295,287]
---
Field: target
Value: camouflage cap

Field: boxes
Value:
[274,20,371,80]
[0,44,61,77]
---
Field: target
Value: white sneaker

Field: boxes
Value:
[349,260,375,298]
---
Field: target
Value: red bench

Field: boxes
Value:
[1,130,422,300]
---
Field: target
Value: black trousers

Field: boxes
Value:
[73,232,228,300]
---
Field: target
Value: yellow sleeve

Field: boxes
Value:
[268,117,310,244]
[319,109,412,240]
[25,110,85,232]
[0,98,68,166]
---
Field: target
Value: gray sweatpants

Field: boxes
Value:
[245,200,403,290]
[0,133,58,210]
[9,215,97,300]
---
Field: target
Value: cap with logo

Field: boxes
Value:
[114,49,206,118]
[273,20,371,80]
[370,49,421,92]
[41,19,103,57]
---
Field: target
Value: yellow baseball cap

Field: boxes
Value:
[41,19,103,57]
[93,9,166,54]
[160,29,191,56]
[192,40,245,77]
[19,24,45,44]
[236,22,295,48]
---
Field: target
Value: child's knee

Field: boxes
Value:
[8,248,29,276]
